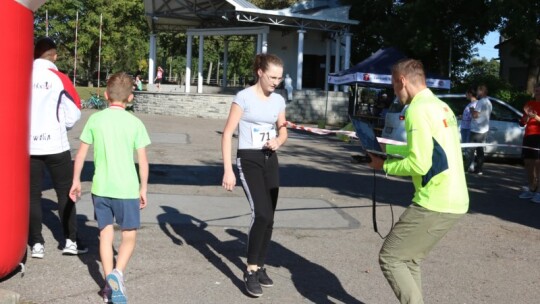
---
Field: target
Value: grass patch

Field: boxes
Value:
[76,86,105,101]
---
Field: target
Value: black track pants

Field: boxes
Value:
[237,149,279,266]
[29,150,77,245]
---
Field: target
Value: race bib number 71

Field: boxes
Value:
[251,125,276,149]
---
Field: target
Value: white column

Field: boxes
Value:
[222,39,229,88]
[262,33,268,54]
[256,34,262,54]
[198,35,204,93]
[334,33,341,92]
[148,33,156,85]
[343,32,352,92]
[296,29,306,90]
[185,34,192,93]
[325,38,331,91]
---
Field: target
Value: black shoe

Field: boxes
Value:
[244,270,263,297]
[257,268,274,287]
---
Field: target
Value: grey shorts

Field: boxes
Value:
[92,195,140,230]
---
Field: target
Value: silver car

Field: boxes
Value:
[381,94,524,158]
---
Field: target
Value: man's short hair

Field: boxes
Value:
[477,84,488,95]
[34,37,57,60]
[106,72,133,102]
[392,59,426,86]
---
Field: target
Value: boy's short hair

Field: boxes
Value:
[34,37,57,60]
[106,72,133,102]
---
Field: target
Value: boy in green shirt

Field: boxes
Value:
[70,72,151,303]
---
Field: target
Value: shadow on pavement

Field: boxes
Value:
[465,164,540,229]
[225,229,366,304]
[156,206,249,296]
[70,143,538,231]
[41,199,105,294]
[156,205,365,302]
[76,215,104,297]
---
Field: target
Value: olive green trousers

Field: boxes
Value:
[379,203,464,304]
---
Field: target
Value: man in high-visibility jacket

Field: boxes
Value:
[369,59,469,304]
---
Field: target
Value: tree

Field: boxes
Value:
[249,0,296,9]
[34,0,149,84]
[497,0,540,94]
[466,58,500,79]
[341,0,499,80]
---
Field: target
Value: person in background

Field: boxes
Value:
[135,75,143,91]
[284,73,293,101]
[154,66,163,90]
[465,84,492,175]
[518,84,540,203]
[460,87,478,143]
[29,37,87,259]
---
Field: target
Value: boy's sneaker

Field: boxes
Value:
[531,193,540,204]
[62,239,89,255]
[244,270,263,297]
[257,267,274,287]
[100,284,112,303]
[106,269,127,303]
[31,243,44,259]
[519,189,535,199]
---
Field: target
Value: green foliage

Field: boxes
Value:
[250,0,296,9]
[155,33,255,85]
[452,73,532,109]
[341,0,499,79]
[494,90,533,110]
[496,0,540,93]
[466,58,500,78]
[497,0,540,63]
[34,0,149,83]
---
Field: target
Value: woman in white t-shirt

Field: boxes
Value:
[221,53,288,297]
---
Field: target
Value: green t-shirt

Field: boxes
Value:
[80,108,151,199]
[383,89,469,214]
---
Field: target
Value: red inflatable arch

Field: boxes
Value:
[0,0,46,279]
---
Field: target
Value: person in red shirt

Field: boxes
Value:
[519,84,540,202]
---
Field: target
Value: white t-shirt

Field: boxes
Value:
[233,86,286,150]
[470,97,492,133]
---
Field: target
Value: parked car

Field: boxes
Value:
[381,94,524,158]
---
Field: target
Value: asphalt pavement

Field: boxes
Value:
[1,109,539,304]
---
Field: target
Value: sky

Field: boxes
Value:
[473,31,500,60]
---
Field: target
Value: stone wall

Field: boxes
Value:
[133,88,350,125]
[133,91,232,119]
[287,90,349,125]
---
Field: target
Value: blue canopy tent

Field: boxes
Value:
[325,47,451,120]
[328,47,451,89]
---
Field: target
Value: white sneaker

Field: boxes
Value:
[62,239,88,255]
[31,243,44,259]
[519,190,535,199]
[531,193,540,204]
